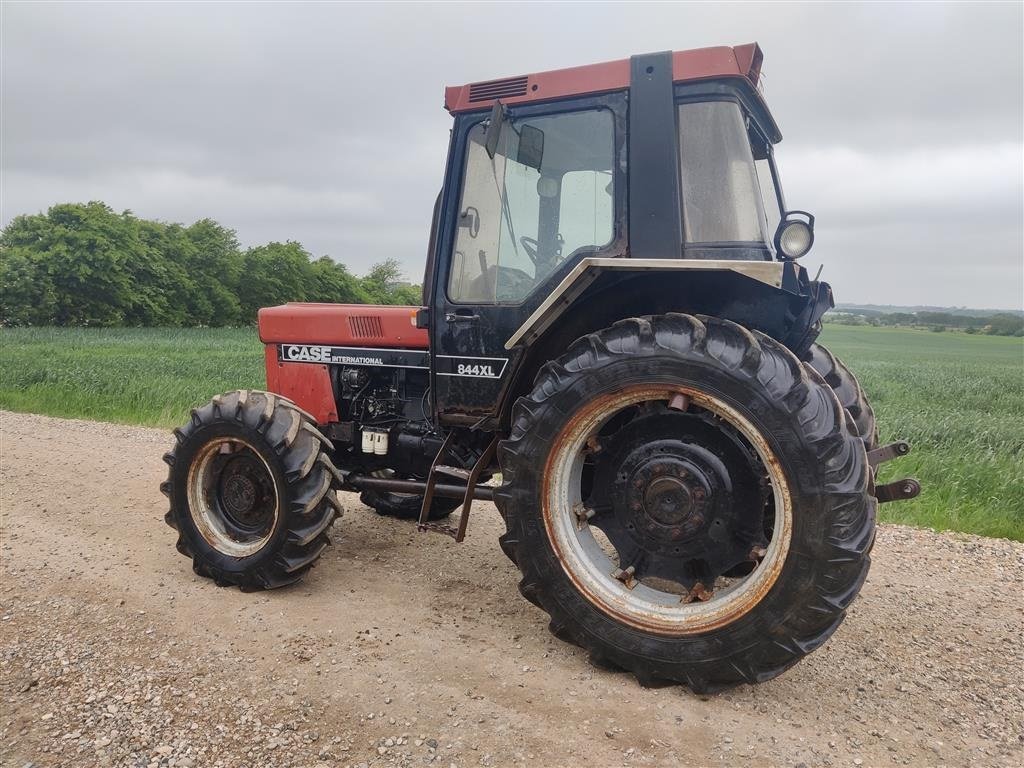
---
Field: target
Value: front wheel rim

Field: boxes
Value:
[542,384,793,636]
[187,437,279,557]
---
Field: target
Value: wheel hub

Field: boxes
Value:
[222,471,257,519]
[627,453,708,540]
[217,455,274,531]
[591,409,769,585]
[643,475,694,525]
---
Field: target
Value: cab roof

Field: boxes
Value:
[445,43,769,118]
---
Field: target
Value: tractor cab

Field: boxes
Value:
[426,45,822,424]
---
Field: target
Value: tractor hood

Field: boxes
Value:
[258,303,429,349]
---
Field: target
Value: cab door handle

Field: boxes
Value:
[445,310,480,324]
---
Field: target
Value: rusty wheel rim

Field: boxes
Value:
[541,385,793,636]
[187,437,279,557]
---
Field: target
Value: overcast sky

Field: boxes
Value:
[3,2,1022,309]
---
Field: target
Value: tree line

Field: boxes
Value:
[826,309,1024,336]
[0,202,422,327]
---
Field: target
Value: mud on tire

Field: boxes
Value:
[161,390,343,590]
[493,314,874,692]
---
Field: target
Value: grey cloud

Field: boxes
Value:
[2,1,1021,309]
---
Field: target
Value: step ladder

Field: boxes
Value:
[418,433,498,542]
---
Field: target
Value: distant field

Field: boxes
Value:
[1,325,1021,540]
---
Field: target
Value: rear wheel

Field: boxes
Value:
[161,390,342,590]
[360,470,460,521]
[494,315,873,691]
[804,343,878,450]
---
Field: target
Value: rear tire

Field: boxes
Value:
[804,343,878,450]
[494,315,873,691]
[360,476,460,521]
[161,390,342,590]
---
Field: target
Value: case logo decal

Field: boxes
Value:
[277,344,428,369]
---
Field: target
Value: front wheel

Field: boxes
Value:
[161,390,343,590]
[494,315,874,691]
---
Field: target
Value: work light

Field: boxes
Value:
[774,211,815,260]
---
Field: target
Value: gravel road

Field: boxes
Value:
[1,410,1021,768]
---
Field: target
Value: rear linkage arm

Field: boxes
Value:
[867,440,922,504]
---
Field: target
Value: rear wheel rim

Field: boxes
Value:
[187,437,279,557]
[542,384,793,636]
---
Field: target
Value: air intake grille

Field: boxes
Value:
[469,75,529,103]
[348,315,384,339]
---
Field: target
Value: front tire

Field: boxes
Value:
[161,390,343,590]
[494,315,873,691]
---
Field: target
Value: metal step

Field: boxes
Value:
[418,435,498,542]
[434,464,472,480]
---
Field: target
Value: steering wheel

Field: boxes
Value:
[519,236,539,265]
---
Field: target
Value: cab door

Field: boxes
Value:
[429,94,626,424]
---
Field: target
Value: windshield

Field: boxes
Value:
[448,108,615,304]
[677,101,769,244]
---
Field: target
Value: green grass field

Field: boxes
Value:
[1,325,1021,540]
[818,326,1023,540]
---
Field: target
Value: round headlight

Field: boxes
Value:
[777,220,813,259]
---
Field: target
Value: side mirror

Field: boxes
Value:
[458,206,480,238]
[484,101,505,159]
[774,210,815,260]
[517,124,544,170]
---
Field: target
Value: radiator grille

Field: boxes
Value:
[348,315,384,339]
[469,75,529,102]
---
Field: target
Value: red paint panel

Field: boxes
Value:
[264,344,338,425]
[671,46,742,83]
[445,44,765,114]
[258,302,429,349]
[731,43,763,86]
[445,58,630,113]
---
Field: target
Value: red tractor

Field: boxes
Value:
[161,44,919,691]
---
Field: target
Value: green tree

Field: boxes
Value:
[308,257,370,304]
[360,258,420,305]
[0,201,424,326]
[986,313,1024,336]
[236,241,314,321]
[1,202,137,325]
[181,219,244,325]
[0,245,57,325]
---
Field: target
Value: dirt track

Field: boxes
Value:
[1,410,1022,768]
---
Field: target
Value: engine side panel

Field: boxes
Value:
[264,345,339,424]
